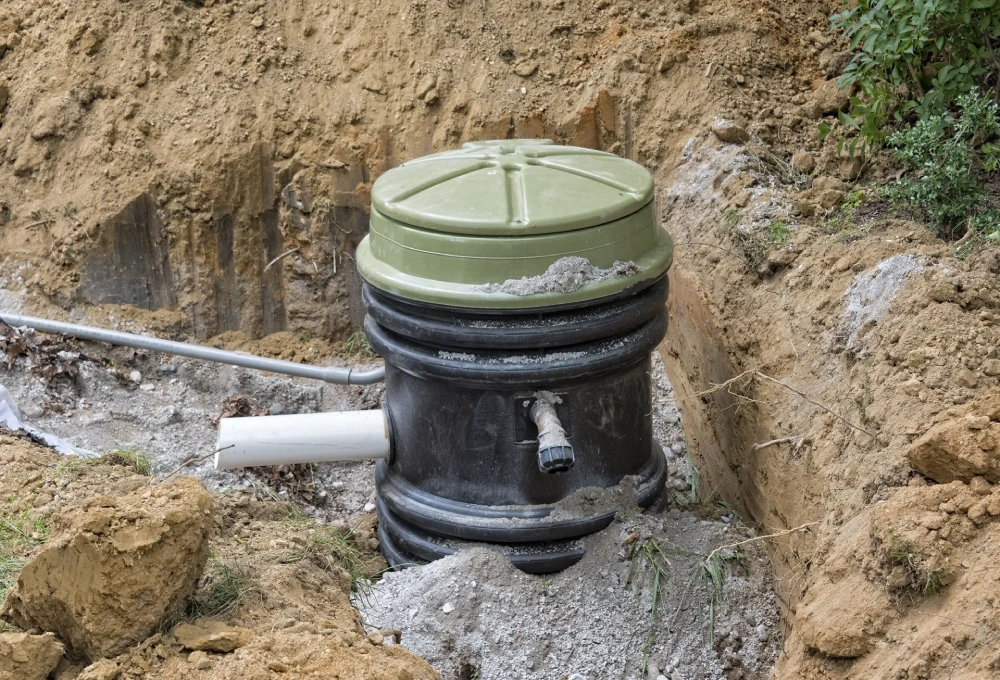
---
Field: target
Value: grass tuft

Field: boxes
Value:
[100,449,154,476]
[0,505,49,606]
[190,557,263,619]
[341,331,376,359]
[886,533,945,596]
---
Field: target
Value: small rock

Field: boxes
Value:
[78,658,120,680]
[957,368,979,389]
[816,189,846,209]
[368,632,384,645]
[886,565,913,591]
[139,384,155,392]
[129,370,142,383]
[711,119,749,144]
[363,502,376,512]
[441,602,455,614]
[791,151,815,174]
[970,476,992,495]
[985,359,1000,377]
[268,403,284,416]
[755,624,770,641]
[792,200,816,217]
[268,661,290,672]
[415,73,437,100]
[423,88,439,105]
[812,176,845,193]
[732,189,752,208]
[807,78,851,117]
[250,15,264,29]
[173,619,252,653]
[514,61,538,77]
[157,363,177,374]
[187,651,212,670]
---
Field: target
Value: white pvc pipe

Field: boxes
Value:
[214,409,391,469]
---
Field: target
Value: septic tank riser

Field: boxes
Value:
[356,139,673,573]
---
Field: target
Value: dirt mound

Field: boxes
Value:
[660,133,1000,678]
[0,434,436,679]
[1,477,213,661]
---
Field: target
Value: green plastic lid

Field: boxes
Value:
[357,139,672,309]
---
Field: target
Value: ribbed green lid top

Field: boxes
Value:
[357,140,672,309]
[371,139,654,236]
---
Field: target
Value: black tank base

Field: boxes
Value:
[375,448,667,575]
[376,499,587,574]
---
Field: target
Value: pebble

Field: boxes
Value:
[157,363,177,373]
[129,370,142,383]
[363,502,376,512]
[188,650,212,670]
[140,384,155,392]
[755,623,770,641]
[268,402,284,415]
[441,602,455,614]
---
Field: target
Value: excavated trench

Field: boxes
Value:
[0,131,797,679]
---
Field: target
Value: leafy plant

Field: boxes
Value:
[884,89,1000,236]
[834,0,1000,123]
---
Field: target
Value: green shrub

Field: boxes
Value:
[829,0,1000,154]
[884,89,1000,237]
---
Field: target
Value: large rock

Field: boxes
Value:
[0,632,64,680]
[0,478,213,661]
[909,414,1000,483]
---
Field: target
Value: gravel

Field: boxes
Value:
[475,256,640,296]
[358,352,781,680]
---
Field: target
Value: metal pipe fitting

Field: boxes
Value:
[0,313,385,385]
[530,390,575,474]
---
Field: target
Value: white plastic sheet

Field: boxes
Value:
[0,384,97,458]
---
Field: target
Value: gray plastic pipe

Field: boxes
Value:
[0,313,385,385]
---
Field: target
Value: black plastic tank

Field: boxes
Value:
[355,139,673,573]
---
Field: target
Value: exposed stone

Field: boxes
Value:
[0,478,214,661]
[77,658,121,680]
[816,189,846,209]
[909,417,1000,484]
[172,618,253,653]
[513,60,538,77]
[807,78,851,117]
[0,632,65,680]
[710,119,749,144]
[791,150,815,174]
[792,200,816,218]
[812,176,845,193]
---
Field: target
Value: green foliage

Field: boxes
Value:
[0,506,49,605]
[833,0,1000,127]
[884,89,1000,236]
[729,217,795,272]
[341,331,376,359]
[627,537,672,677]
